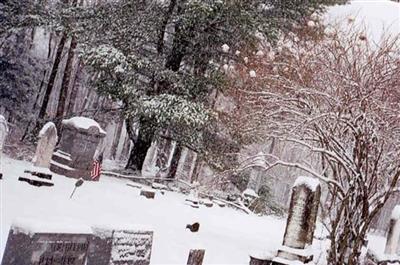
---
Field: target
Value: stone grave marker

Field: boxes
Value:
[88,225,153,265]
[175,147,198,183]
[187,249,205,265]
[1,219,91,265]
[276,176,321,263]
[385,205,400,255]
[50,117,106,180]
[33,122,58,169]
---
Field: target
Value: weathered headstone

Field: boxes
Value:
[142,136,176,179]
[50,117,106,180]
[88,225,153,265]
[19,123,59,187]
[33,122,58,168]
[187,249,205,265]
[247,152,266,194]
[276,176,321,263]
[0,115,9,179]
[140,187,156,199]
[175,147,198,183]
[1,220,92,265]
[385,205,400,255]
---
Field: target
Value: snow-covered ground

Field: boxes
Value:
[0,156,286,264]
[0,156,387,264]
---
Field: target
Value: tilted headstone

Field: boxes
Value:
[276,176,321,263]
[385,205,400,255]
[88,225,153,265]
[1,219,91,265]
[187,249,205,265]
[175,147,198,183]
[50,117,106,180]
[33,122,58,168]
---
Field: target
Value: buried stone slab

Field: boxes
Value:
[1,220,91,265]
[140,188,156,199]
[276,176,321,263]
[88,226,153,265]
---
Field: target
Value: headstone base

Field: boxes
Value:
[277,248,313,263]
[249,256,307,265]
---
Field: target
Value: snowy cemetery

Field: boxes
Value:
[2,0,400,265]
[0,114,394,264]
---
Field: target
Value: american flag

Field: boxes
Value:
[91,153,103,181]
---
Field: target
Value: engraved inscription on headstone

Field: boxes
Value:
[1,224,91,265]
[88,226,153,265]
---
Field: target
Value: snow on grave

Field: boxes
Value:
[19,122,58,187]
[88,224,153,265]
[140,187,156,199]
[50,117,106,180]
[1,218,91,265]
[276,176,321,263]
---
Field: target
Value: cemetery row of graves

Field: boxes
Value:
[0,113,395,264]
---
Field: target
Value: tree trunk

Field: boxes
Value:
[55,37,77,127]
[37,32,67,120]
[66,60,82,116]
[125,118,153,171]
[157,0,177,54]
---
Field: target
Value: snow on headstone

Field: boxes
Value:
[50,116,106,180]
[384,205,400,255]
[277,176,321,263]
[1,219,91,265]
[33,122,58,168]
[88,225,153,265]
[175,147,198,183]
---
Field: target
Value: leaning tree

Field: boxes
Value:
[229,24,400,264]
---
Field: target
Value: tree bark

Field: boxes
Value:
[125,118,153,171]
[55,37,77,127]
[37,32,67,120]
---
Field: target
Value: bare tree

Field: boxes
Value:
[230,24,400,265]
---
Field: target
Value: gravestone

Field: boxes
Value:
[385,205,400,255]
[276,176,321,263]
[33,122,58,168]
[142,136,176,179]
[50,117,106,180]
[88,225,153,265]
[175,147,198,183]
[1,220,91,265]
[187,249,205,265]
[246,152,266,194]
[19,123,58,187]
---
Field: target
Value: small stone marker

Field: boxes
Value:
[88,226,153,265]
[33,122,58,168]
[276,176,321,263]
[187,249,205,265]
[385,205,400,255]
[1,219,91,265]
[186,222,200,233]
[140,188,156,199]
